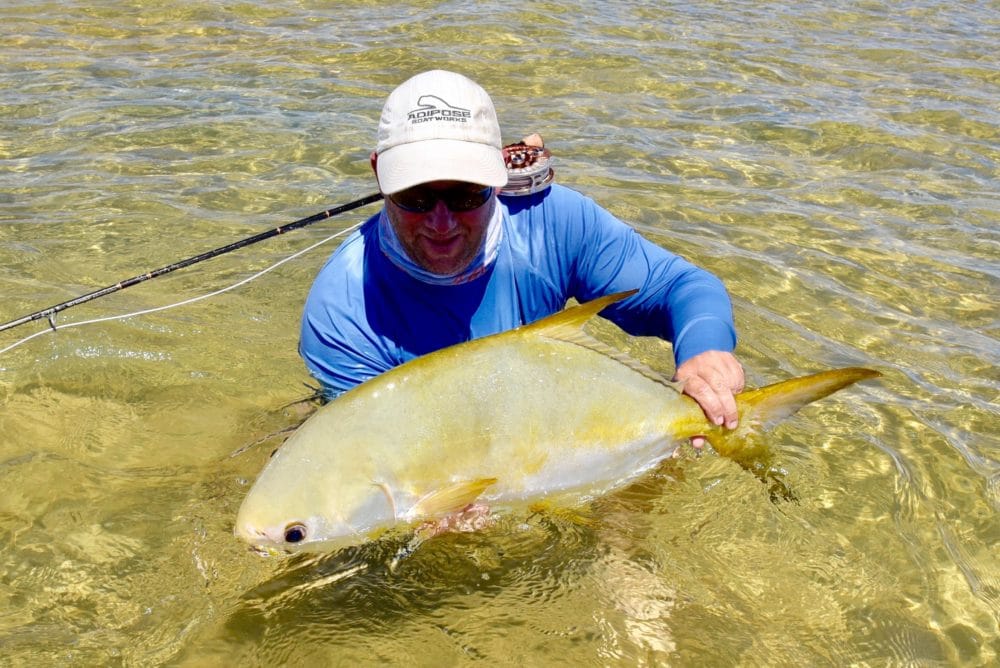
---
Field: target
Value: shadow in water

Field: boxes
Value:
[212,442,802,662]
[217,508,605,658]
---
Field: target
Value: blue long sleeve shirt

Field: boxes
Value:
[299,184,737,398]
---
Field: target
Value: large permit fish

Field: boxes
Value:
[236,291,878,554]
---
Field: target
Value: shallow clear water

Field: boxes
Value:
[1,1,997,665]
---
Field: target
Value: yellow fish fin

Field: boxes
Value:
[556,329,681,391]
[705,367,882,461]
[522,290,637,338]
[408,478,498,520]
[525,290,681,392]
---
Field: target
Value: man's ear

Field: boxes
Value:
[370,152,384,194]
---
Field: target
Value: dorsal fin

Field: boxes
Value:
[522,290,637,338]
[523,290,682,392]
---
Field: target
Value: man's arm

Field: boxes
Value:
[298,223,398,399]
[543,187,745,432]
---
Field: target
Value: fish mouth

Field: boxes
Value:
[236,529,285,557]
[234,520,290,555]
[246,543,287,557]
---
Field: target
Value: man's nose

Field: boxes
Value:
[422,200,458,233]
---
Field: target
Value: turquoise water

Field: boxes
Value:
[1,1,997,664]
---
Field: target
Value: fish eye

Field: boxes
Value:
[284,523,307,543]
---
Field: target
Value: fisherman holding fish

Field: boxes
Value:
[299,70,745,439]
[236,70,880,554]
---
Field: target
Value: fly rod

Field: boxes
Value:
[0,191,384,333]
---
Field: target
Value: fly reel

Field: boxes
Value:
[500,141,555,196]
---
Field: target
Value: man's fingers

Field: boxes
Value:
[682,376,727,426]
[719,389,739,430]
[674,351,746,437]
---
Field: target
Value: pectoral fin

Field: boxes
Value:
[407,478,498,520]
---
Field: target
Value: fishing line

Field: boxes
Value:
[0,192,384,334]
[0,138,555,356]
[0,222,362,356]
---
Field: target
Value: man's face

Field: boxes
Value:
[384,181,496,276]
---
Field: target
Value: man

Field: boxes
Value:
[300,70,745,440]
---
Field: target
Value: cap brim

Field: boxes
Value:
[376,139,508,195]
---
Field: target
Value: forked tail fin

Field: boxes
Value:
[704,367,881,464]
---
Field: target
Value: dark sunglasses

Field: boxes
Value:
[389,184,493,213]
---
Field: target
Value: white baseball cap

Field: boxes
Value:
[375,70,508,195]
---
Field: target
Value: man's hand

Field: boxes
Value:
[673,350,745,449]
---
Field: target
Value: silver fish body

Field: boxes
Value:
[235,292,878,554]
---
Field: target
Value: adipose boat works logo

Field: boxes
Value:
[407,95,471,125]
